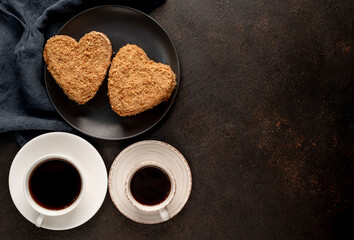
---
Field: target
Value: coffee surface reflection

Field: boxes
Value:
[29,159,82,210]
[130,166,171,206]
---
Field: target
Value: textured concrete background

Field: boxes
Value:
[0,0,353,239]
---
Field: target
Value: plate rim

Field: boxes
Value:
[44,5,180,141]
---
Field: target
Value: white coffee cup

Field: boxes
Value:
[23,154,85,227]
[125,161,176,221]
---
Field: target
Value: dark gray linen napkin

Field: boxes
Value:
[0,0,165,145]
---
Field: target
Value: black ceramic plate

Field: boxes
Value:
[45,6,179,140]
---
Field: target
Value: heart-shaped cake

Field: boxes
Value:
[108,44,177,116]
[43,31,112,104]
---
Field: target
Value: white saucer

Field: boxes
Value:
[8,132,107,230]
[108,140,192,224]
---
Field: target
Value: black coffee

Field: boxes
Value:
[29,159,81,210]
[130,167,171,206]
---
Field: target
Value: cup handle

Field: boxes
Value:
[35,213,45,228]
[159,207,170,221]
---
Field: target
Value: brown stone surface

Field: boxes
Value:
[0,0,353,239]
